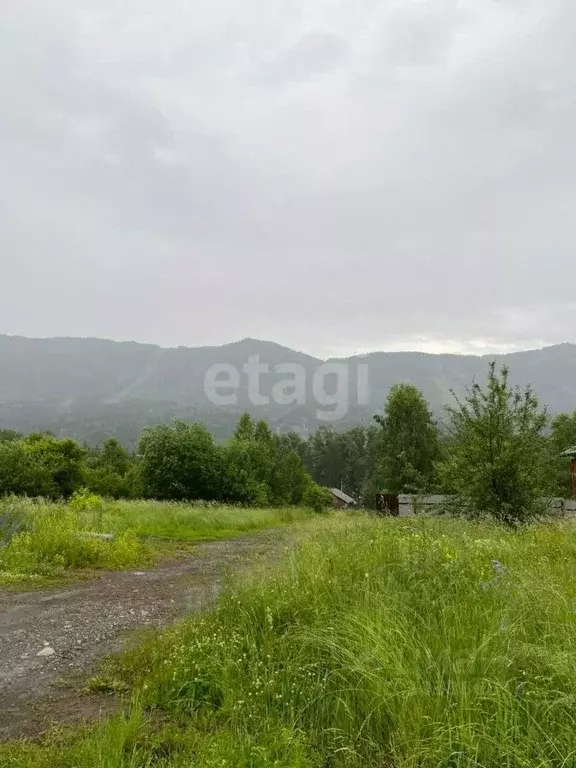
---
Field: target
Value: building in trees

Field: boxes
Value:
[561,445,576,498]
[328,487,358,509]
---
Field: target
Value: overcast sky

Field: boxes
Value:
[1,0,575,359]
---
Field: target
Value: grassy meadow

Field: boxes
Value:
[4,513,576,766]
[85,498,311,541]
[0,496,308,585]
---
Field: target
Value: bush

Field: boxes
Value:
[84,468,134,499]
[302,482,333,512]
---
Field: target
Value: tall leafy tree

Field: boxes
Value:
[254,419,274,445]
[224,416,315,506]
[221,438,271,506]
[234,413,256,441]
[22,433,86,498]
[306,425,384,503]
[338,426,374,500]
[274,432,310,468]
[0,434,87,498]
[373,384,440,494]
[0,440,53,497]
[275,450,311,505]
[438,362,551,524]
[308,427,347,490]
[96,438,131,475]
[223,418,275,505]
[85,438,137,499]
[138,422,221,501]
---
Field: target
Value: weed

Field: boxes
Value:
[5,515,576,765]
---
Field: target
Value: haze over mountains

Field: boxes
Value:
[1,334,576,446]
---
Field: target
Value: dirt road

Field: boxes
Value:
[0,532,283,740]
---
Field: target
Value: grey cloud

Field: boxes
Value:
[1,0,575,357]
[255,33,347,85]
[381,0,470,67]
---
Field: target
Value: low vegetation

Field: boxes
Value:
[0,497,149,585]
[0,495,311,585]
[4,514,576,766]
[76,496,312,542]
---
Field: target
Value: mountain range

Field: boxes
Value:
[1,334,576,446]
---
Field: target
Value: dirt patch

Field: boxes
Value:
[0,531,286,741]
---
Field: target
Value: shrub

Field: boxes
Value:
[302,482,333,512]
[84,467,135,499]
[69,489,105,513]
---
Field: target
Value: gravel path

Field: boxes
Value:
[0,532,284,740]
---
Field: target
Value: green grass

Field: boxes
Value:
[0,497,310,585]
[77,498,311,542]
[4,514,576,766]
[0,498,150,585]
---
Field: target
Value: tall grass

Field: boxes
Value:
[4,514,576,766]
[80,499,311,541]
[0,497,310,585]
[0,498,148,584]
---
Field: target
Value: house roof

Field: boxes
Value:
[561,446,576,457]
[329,488,357,505]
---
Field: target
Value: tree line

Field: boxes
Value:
[1,362,576,522]
[303,363,576,522]
[0,414,332,511]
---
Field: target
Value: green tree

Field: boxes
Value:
[254,419,274,444]
[0,441,53,497]
[338,426,374,500]
[0,429,22,444]
[361,425,388,507]
[234,413,256,441]
[221,439,271,506]
[373,384,440,494]
[96,438,131,475]
[275,450,311,505]
[85,438,136,499]
[223,416,315,506]
[224,416,280,505]
[274,432,310,468]
[138,422,221,501]
[438,362,551,524]
[22,434,86,498]
[308,427,347,489]
[305,425,384,504]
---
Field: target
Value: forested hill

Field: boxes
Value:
[1,334,576,446]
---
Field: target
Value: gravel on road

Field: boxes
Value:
[0,532,284,740]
